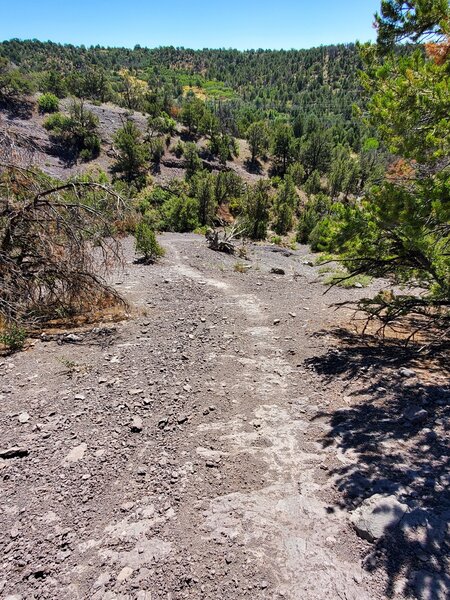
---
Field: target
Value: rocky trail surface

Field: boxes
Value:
[1,235,449,600]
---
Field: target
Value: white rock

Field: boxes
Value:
[399,367,416,378]
[350,494,408,542]
[64,443,87,463]
[128,388,144,396]
[93,571,111,588]
[131,416,143,432]
[18,412,30,423]
[117,566,133,582]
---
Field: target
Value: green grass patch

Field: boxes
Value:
[324,270,373,288]
[176,71,237,100]
[314,252,337,266]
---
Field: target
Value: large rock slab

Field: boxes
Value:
[350,494,408,542]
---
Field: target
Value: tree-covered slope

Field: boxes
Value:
[0,39,362,121]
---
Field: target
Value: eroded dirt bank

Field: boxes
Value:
[1,234,448,600]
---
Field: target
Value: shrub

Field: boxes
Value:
[161,194,200,232]
[0,325,27,353]
[273,202,293,235]
[242,180,271,241]
[304,170,322,195]
[112,120,148,183]
[0,57,32,106]
[172,140,184,157]
[297,193,333,244]
[184,143,202,179]
[44,101,101,160]
[38,93,59,113]
[308,216,339,252]
[193,225,209,235]
[43,112,69,131]
[134,221,165,263]
[149,137,165,164]
[287,162,306,186]
[234,262,250,273]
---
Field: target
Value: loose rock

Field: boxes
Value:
[350,494,408,542]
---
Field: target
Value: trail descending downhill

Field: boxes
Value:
[165,238,370,598]
[2,234,446,600]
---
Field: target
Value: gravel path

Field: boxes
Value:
[1,234,448,600]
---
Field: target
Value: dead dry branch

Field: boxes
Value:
[0,162,126,329]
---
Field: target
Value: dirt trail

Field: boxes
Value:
[1,234,448,600]
[164,238,370,598]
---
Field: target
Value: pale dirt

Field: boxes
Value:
[0,234,448,600]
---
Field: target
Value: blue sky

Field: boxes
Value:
[0,0,381,50]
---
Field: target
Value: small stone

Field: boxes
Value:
[18,412,30,423]
[94,571,111,589]
[273,319,281,325]
[0,446,29,459]
[177,415,188,424]
[74,394,85,401]
[65,333,82,343]
[407,408,429,425]
[289,312,297,318]
[354,282,363,288]
[117,566,133,582]
[353,571,364,584]
[399,367,416,378]
[65,443,87,463]
[270,268,285,275]
[129,388,144,396]
[131,416,143,432]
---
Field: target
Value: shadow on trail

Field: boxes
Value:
[305,330,450,599]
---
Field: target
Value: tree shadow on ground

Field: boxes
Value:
[179,130,197,143]
[305,329,450,599]
[46,139,78,168]
[0,98,34,120]
[244,158,263,174]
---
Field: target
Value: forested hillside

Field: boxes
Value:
[0,40,363,141]
[0,0,448,337]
